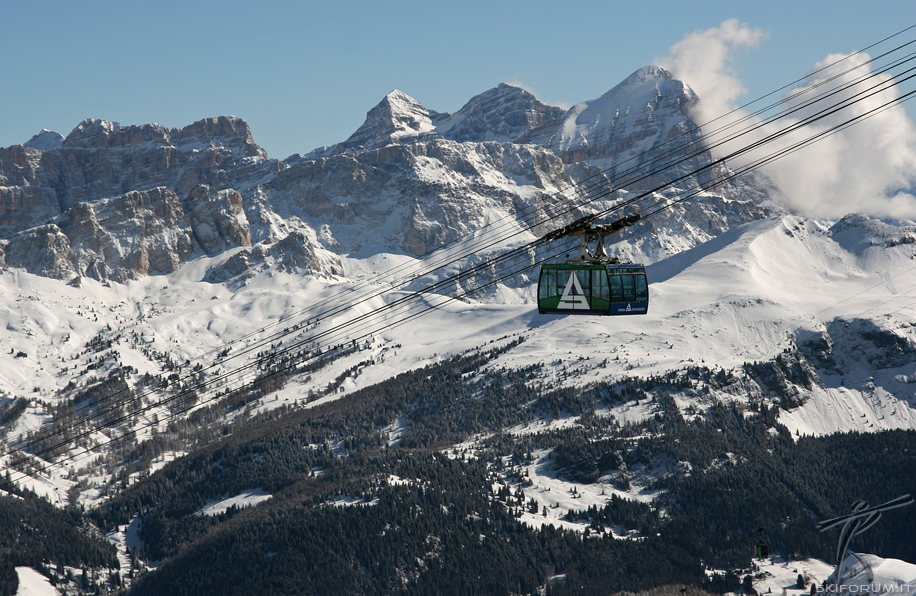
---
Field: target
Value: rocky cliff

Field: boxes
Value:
[0,185,253,281]
[0,116,276,237]
[0,67,775,284]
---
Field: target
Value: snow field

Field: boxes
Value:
[2,214,916,512]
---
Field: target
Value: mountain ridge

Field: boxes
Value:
[0,65,771,284]
[2,64,916,595]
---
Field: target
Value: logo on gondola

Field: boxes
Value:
[559,273,589,310]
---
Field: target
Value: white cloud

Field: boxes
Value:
[659,21,916,221]
[658,19,767,128]
[757,52,916,220]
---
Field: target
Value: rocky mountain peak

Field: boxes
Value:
[511,65,710,190]
[622,64,674,86]
[171,115,267,158]
[24,129,65,151]
[437,83,566,143]
[335,89,437,153]
[0,67,769,283]
[605,64,697,117]
[57,116,266,158]
[537,65,698,158]
[63,118,171,149]
[0,115,276,238]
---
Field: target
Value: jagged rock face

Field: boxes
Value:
[435,83,566,143]
[205,248,260,283]
[0,66,777,283]
[268,231,332,274]
[262,139,589,256]
[2,224,75,279]
[205,232,343,283]
[170,117,265,158]
[798,317,916,373]
[0,116,276,237]
[184,186,251,254]
[0,166,61,233]
[0,186,253,281]
[62,119,171,149]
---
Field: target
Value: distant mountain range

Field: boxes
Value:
[0,66,771,284]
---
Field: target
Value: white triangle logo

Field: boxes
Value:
[559,272,590,310]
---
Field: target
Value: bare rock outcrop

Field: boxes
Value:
[0,116,276,237]
[0,185,254,281]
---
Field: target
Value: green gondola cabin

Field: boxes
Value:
[537,214,648,316]
[537,263,648,316]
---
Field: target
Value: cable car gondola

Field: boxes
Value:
[537,214,648,316]
[538,263,648,315]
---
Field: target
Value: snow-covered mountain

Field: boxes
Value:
[2,63,915,483]
[312,83,567,155]
[2,64,916,595]
[0,66,772,286]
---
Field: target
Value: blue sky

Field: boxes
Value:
[2,1,915,160]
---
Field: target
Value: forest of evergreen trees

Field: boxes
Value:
[87,345,916,595]
[3,339,915,595]
[0,488,118,596]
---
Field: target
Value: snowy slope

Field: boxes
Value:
[15,567,60,596]
[0,212,912,416]
[751,553,916,596]
[2,62,916,521]
[835,554,916,595]
[2,208,916,512]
